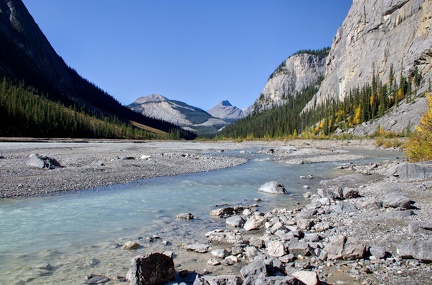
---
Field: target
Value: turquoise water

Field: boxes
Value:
[0,149,399,284]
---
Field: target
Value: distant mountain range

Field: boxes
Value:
[129,95,247,136]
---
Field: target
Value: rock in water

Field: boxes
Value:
[258,181,287,194]
[175,212,194,220]
[226,215,245,227]
[127,253,176,285]
[122,241,140,250]
[27,153,62,169]
[83,274,110,284]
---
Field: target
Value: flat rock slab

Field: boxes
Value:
[397,240,432,262]
[326,235,366,260]
[291,271,320,285]
[390,162,432,181]
[185,243,211,253]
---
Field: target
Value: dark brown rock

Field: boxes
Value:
[127,252,176,285]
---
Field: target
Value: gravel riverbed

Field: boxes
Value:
[2,138,431,285]
[0,140,251,198]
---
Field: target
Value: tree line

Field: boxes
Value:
[217,78,322,139]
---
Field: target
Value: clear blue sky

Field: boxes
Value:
[22,0,352,110]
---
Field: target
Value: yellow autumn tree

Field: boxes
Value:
[353,105,362,125]
[404,92,432,162]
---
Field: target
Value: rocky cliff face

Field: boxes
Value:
[207,100,246,122]
[252,53,327,113]
[308,0,432,109]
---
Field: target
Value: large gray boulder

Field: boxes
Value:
[288,241,311,257]
[397,240,432,262]
[244,215,267,231]
[258,181,287,194]
[266,240,287,257]
[383,195,412,209]
[389,162,432,181]
[331,202,358,214]
[240,259,268,280]
[226,215,245,228]
[291,271,320,285]
[27,153,62,169]
[369,245,387,259]
[326,235,366,260]
[408,222,432,235]
[126,253,175,285]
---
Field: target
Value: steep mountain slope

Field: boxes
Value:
[222,0,432,139]
[207,100,246,122]
[252,51,327,113]
[0,0,193,139]
[308,0,432,109]
[128,94,228,136]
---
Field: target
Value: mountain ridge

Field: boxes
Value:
[129,94,229,136]
[252,51,328,114]
[207,100,246,122]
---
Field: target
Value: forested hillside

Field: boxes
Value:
[0,0,196,140]
[218,65,424,140]
[0,78,191,139]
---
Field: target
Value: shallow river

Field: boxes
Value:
[0,148,399,284]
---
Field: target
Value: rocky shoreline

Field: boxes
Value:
[117,141,432,285]
[2,139,432,284]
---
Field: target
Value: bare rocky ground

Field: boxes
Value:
[0,139,250,198]
[157,140,432,285]
[0,138,384,198]
[1,138,432,284]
